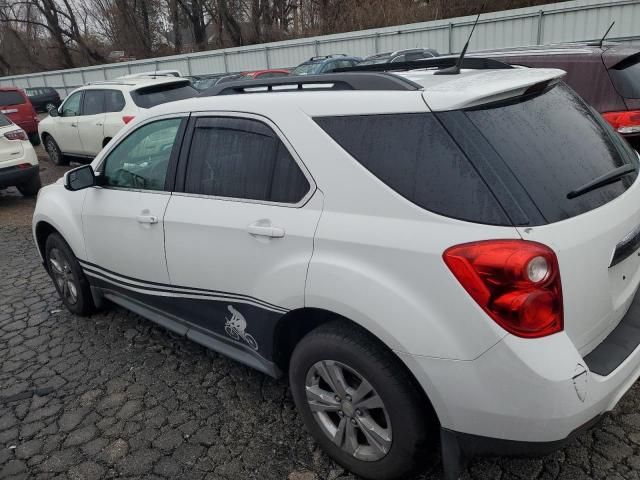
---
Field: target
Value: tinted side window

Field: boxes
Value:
[105,90,126,112]
[102,118,182,191]
[185,117,310,203]
[315,113,509,224]
[82,90,105,115]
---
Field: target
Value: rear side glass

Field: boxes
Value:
[105,90,126,112]
[315,113,510,225]
[0,114,12,127]
[0,91,26,106]
[82,90,105,115]
[609,55,640,98]
[131,82,197,108]
[463,84,638,224]
[185,117,310,203]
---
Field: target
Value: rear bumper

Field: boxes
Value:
[13,119,38,134]
[0,164,39,188]
[397,291,640,448]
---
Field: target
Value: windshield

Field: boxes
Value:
[192,78,221,91]
[131,82,197,108]
[463,83,638,224]
[291,62,321,75]
[609,55,640,98]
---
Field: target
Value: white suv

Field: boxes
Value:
[38,76,197,165]
[32,62,640,480]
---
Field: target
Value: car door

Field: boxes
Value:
[56,91,84,154]
[82,115,186,291]
[77,89,106,156]
[163,114,322,359]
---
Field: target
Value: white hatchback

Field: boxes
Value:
[32,62,640,480]
[38,76,197,165]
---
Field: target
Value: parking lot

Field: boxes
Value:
[1,152,640,480]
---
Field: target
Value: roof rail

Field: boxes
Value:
[199,73,422,97]
[334,56,513,73]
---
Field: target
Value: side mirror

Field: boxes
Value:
[48,106,59,117]
[64,165,95,191]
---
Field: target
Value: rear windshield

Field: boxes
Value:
[463,84,638,224]
[131,82,197,108]
[0,91,25,106]
[609,55,640,98]
[0,114,12,127]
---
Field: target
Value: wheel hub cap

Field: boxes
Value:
[49,248,78,305]
[305,360,392,461]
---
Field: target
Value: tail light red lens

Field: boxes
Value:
[443,240,563,338]
[602,110,640,134]
[4,129,28,141]
[122,115,135,124]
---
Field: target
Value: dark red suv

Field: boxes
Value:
[0,87,40,146]
[472,43,640,149]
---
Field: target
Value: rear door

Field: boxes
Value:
[163,114,322,359]
[78,89,106,156]
[443,83,640,355]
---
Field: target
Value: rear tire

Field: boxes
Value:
[44,135,68,166]
[28,132,41,146]
[289,321,435,480]
[17,173,41,196]
[45,233,95,316]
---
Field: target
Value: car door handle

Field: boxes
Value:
[96,122,103,126]
[247,223,285,238]
[137,215,158,224]
[70,123,77,127]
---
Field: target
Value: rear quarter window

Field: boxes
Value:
[315,113,510,225]
[0,91,26,106]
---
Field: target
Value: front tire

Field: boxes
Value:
[44,135,68,166]
[17,173,41,196]
[289,322,435,480]
[45,233,95,316]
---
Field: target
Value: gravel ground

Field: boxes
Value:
[2,151,640,480]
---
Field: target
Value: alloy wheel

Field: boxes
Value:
[305,360,392,461]
[46,138,59,164]
[49,248,78,305]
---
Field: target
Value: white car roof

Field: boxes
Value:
[142,66,566,117]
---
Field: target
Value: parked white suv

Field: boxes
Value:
[0,113,40,196]
[32,62,640,480]
[38,76,197,165]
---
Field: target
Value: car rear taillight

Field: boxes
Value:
[443,240,563,338]
[4,129,28,141]
[602,110,640,134]
[122,115,135,124]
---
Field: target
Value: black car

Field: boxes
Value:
[358,48,439,66]
[24,87,61,113]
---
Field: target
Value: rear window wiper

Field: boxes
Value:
[567,164,637,199]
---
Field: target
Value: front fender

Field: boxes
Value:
[32,183,87,261]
